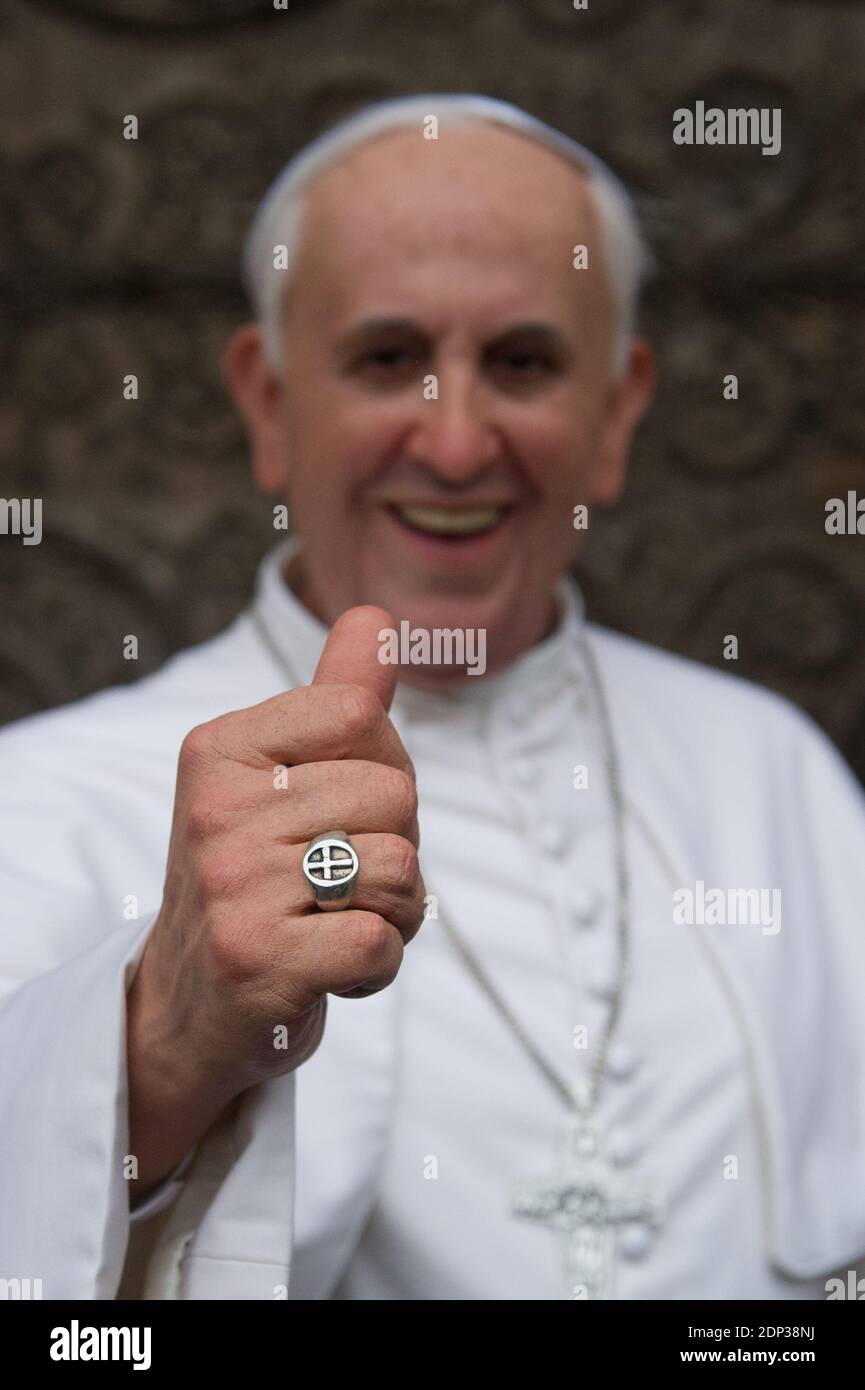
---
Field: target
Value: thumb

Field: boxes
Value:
[312,605,398,712]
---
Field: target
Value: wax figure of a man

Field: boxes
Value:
[1,95,863,1301]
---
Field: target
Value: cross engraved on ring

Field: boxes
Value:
[305,844,355,883]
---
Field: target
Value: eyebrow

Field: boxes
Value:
[335,317,571,353]
[489,322,570,351]
[336,317,420,348]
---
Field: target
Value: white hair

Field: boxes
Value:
[242,93,652,377]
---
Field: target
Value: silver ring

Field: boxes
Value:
[302,830,359,912]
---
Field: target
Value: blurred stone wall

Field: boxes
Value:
[0,0,863,781]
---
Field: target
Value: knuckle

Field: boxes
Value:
[179,722,215,773]
[385,835,420,895]
[349,912,395,970]
[197,848,247,902]
[209,922,259,986]
[186,794,229,843]
[336,684,383,743]
[180,714,238,775]
[383,767,418,828]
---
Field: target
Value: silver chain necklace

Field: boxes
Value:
[250,598,662,1299]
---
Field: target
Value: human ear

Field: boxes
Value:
[592,337,656,505]
[221,323,289,494]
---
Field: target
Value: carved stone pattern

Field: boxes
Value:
[0,0,863,787]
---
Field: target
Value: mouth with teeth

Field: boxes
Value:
[389,503,511,541]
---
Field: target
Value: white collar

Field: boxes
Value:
[251,537,588,717]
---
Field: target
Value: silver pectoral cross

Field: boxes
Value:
[510,1114,664,1300]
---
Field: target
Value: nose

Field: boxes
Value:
[404,363,502,484]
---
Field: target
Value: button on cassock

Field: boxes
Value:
[536,819,570,855]
[608,1127,641,1166]
[606,1042,638,1080]
[619,1223,652,1259]
[588,962,619,1001]
[571,884,602,927]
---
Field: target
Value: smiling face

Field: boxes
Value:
[226,122,654,685]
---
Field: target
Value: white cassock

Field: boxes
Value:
[1,538,864,1301]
